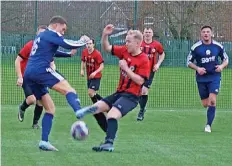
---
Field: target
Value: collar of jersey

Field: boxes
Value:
[48,28,63,37]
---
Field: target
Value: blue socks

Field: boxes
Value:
[42,113,53,142]
[105,118,118,144]
[66,92,81,113]
[207,106,216,126]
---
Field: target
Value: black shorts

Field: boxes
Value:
[143,71,155,88]
[87,78,101,91]
[22,81,33,98]
[102,92,139,117]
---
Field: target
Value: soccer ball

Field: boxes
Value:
[71,121,89,141]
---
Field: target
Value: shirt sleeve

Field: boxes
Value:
[111,45,126,59]
[81,50,86,62]
[187,48,196,66]
[54,50,71,57]
[137,58,150,80]
[219,47,229,61]
[156,42,164,55]
[45,34,86,49]
[96,51,104,64]
[18,41,32,59]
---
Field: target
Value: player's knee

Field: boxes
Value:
[141,87,148,95]
[26,95,36,105]
[141,91,148,95]
[107,108,122,120]
[88,89,95,97]
[209,99,216,106]
[65,87,76,95]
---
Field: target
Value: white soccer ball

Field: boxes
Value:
[71,121,89,141]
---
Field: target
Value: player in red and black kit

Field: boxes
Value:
[137,27,165,121]
[80,39,107,133]
[76,25,150,152]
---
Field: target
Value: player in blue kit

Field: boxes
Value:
[187,25,229,133]
[24,16,90,151]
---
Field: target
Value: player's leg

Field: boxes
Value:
[87,79,103,103]
[92,94,138,152]
[39,94,58,151]
[76,93,118,119]
[52,80,81,113]
[32,100,43,129]
[137,72,154,121]
[88,79,107,132]
[205,80,220,132]
[18,82,36,122]
[32,84,58,151]
[45,69,81,114]
[197,82,212,132]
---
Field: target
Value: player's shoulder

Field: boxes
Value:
[23,40,33,50]
[212,40,224,49]
[42,29,61,38]
[191,40,203,50]
[25,40,33,46]
[82,48,88,54]
[94,49,102,55]
[139,52,150,62]
[113,45,128,53]
[152,40,163,46]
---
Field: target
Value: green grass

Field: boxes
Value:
[2,105,232,166]
[1,62,232,108]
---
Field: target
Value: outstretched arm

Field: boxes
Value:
[101,24,114,53]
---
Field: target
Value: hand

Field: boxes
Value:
[103,24,114,35]
[80,35,90,43]
[80,70,84,77]
[197,67,207,75]
[70,49,77,56]
[89,72,97,79]
[215,65,223,72]
[119,59,129,71]
[17,77,23,87]
[153,64,160,72]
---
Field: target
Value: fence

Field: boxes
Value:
[1,1,232,109]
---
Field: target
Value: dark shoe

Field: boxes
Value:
[18,105,25,122]
[137,109,146,121]
[92,143,114,152]
[32,123,41,129]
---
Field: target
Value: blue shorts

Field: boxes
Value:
[102,92,139,117]
[24,67,65,100]
[87,78,101,91]
[143,72,155,88]
[197,80,221,100]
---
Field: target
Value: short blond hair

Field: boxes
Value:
[127,30,143,42]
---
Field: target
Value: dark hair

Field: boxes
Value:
[144,27,153,31]
[37,25,47,31]
[49,16,67,25]
[201,25,212,31]
[90,39,95,44]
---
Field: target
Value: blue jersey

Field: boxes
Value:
[187,40,228,82]
[26,28,85,71]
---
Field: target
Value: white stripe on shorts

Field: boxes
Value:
[46,67,64,81]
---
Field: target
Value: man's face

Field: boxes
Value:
[143,28,153,40]
[55,23,67,36]
[201,28,212,42]
[125,35,138,53]
[86,40,94,50]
